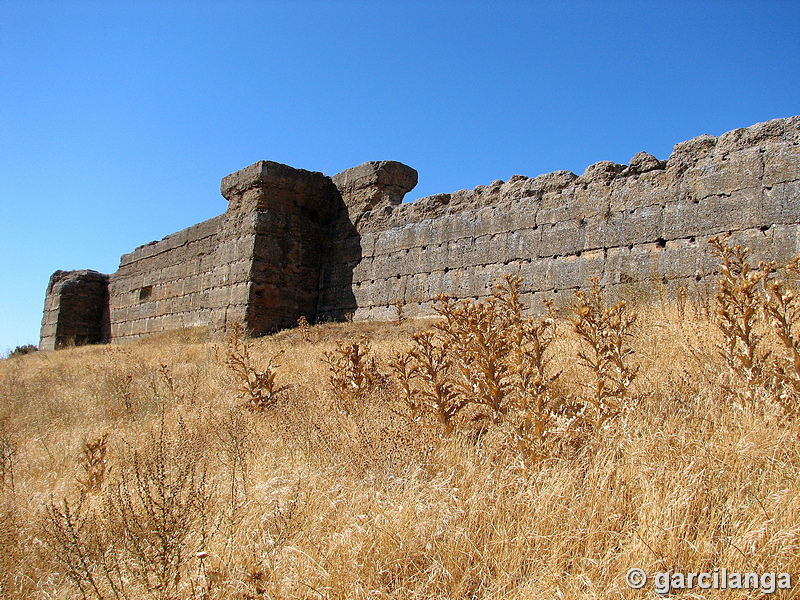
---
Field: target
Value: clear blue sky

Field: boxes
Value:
[1,0,799,352]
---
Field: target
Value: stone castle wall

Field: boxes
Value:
[40,270,109,350]
[107,215,224,343]
[40,116,800,348]
[318,116,800,321]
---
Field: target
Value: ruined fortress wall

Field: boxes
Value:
[107,161,346,343]
[39,116,800,348]
[108,215,225,342]
[221,161,342,336]
[40,270,109,350]
[317,116,800,321]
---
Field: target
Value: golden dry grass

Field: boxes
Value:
[2,255,800,598]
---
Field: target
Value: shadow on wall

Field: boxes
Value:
[316,161,419,323]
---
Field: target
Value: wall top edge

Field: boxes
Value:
[119,213,225,267]
[350,115,800,231]
[220,160,331,199]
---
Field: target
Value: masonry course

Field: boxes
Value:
[40,116,800,349]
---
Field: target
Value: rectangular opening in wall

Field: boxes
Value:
[139,285,153,301]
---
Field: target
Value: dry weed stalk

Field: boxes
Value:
[215,406,253,556]
[390,331,467,433]
[43,497,112,600]
[393,298,406,324]
[107,417,213,599]
[297,315,312,341]
[499,278,563,461]
[677,284,688,321]
[322,336,383,413]
[107,363,136,415]
[709,235,771,404]
[761,257,800,415]
[0,432,16,493]
[155,363,184,405]
[571,277,638,429]
[226,322,289,410]
[77,433,109,496]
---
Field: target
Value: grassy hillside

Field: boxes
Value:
[1,237,799,599]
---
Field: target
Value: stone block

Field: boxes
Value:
[770,224,800,263]
[517,257,553,292]
[405,271,436,303]
[447,237,477,270]
[508,197,541,229]
[512,227,542,259]
[572,181,613,216]
[609,169,670,212]
[430,214,476,246]
[683,147,764,200]
[659,238,701,280]
[621,204,664,247]
[762,181,800,224]
[549,250,604,290]
[536,189,578,225]
[661,191,763,240]
[763,144,800,186]
[332,161,418,219]
[538,219,583,257]
[661,200,700,240]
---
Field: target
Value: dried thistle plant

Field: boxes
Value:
[497,278,563,462]
[226,322,289,410]
[390,330,467,433]
[709,235,770,404]
[433,292,516,419]
[571,277,638,429]
[760,257,800,416]
[391,275,564,457]
[393,299,406,324]
[297,315,312,341]
[76,433,109,496]
[322,336,383,414]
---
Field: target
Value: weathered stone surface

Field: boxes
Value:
[40,270,109,350]
[332,161,418,223]
[40,116,800,346]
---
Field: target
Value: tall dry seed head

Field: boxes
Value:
[297,315,312,341]
[709,234,771,404]
[226,322,289,410]
[761,257,800,416]
[497,276,563,461]
[392,275,564,460]
[570,277,638,429]
[77,433,109,496]
[0,431,16,493]
[389,330,467,433]
[322,336,384,413]
[433,290,516,419]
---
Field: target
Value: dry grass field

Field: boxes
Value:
[1,236,800,599]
